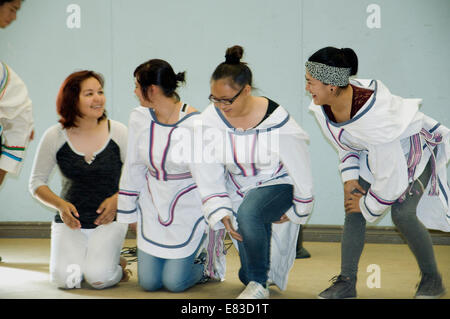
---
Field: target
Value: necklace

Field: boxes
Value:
[155,101,180,124]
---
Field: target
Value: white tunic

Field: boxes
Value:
[0,62,33,174]
[310,79,450,232]
[117,105,209,260]
[191,101,314,290]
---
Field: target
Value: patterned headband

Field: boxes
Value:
[305,61,351,87]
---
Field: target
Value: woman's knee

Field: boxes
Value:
[84,265,121,290]
[139,274,163,291]
[139,272,188,292]
[391,207,416,227]
[83,273,108,290]
[50,265,83,289]
[236,201,260,225]
[237,185,293,225]
[162,276,190,293]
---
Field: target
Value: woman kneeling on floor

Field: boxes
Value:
[29,70,130,289]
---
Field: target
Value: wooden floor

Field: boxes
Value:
[0,238,449,299]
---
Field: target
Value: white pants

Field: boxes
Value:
[50,221,128,289]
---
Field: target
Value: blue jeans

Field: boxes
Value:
[236,184,294,287]
[137,241,204,293]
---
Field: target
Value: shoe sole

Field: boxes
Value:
[317,295,356,299]
[415,289,446,299]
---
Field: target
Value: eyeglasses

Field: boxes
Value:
[208,86,245,105]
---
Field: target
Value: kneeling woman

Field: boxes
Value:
[117,59,224,293]
[29,70,129,289]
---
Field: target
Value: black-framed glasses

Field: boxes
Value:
[208,85,245,105]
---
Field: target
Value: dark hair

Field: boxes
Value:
[211,45,253,89]
[308,47,358,85]
[56,70,106,129]
[0,0,24,6]
[134,59,185,101]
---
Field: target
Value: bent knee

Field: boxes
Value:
[391,208,416,226]
[163,277,191,293]
[84,267,119,290]
[139,276,163,292]
[50,269,82,289]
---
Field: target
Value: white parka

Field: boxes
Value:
[310,79,450,232]
[0,62,33,174]
[191,101,314,290]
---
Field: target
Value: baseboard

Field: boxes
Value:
[0,222,138,239]
[0,222,449,245]
[300,225,450,245]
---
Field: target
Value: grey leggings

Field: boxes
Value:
[341,159,439,279]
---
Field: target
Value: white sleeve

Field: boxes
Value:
[117,113,146,224]
[359,140,409,222]
[0,63,34,174]
[190,161,234,229]
[338,148,361,182]
[28,126,60,195]
[189,123,233,229]
[278,131,314,224]
[110,119,128,164]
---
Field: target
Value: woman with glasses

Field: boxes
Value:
[191,45,314,298]
[306,46,449,299]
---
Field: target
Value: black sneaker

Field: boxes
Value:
[318,275,357,299]
[415,273,446,299]
[194,250,210,284]
[194,249,207,265]
[296,247,311,259]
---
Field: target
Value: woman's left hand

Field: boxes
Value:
[95,193,118,225]
[222,216,243,242]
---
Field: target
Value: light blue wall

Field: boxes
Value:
[0,0,449,226]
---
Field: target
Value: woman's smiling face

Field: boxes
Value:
[77,77,106,121]
[305,71,332,105]
[0,0,21,28]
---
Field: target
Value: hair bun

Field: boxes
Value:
[175,71,186,83]
[340,48,358,76]
[225,45,244,65]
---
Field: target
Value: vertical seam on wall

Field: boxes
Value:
[109,0,114,119]
[299,0,304,126]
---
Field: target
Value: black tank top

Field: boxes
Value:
[55,139,123,228]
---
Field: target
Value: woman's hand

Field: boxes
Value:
[222,215,243,242]
[343,179,366,213]
[57,199,81,229]
[273,213,290,224]
[95,193,118,226]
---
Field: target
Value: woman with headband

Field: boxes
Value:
[306,46,449,299]
[191,45,314,299]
